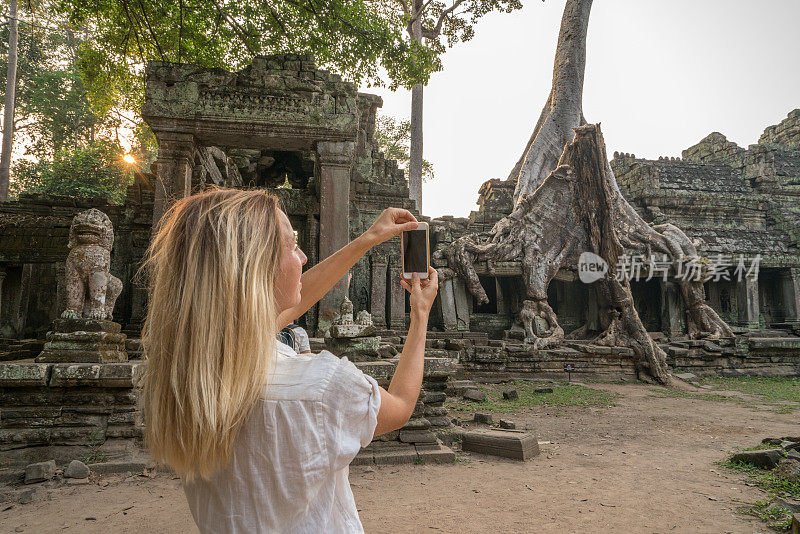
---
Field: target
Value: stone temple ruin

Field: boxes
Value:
[0,55,798,473]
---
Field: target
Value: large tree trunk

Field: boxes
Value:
[409,83,423,212]
[442,0,734,384]
[447,124,671,383]
[510,0,592,202]
[0,0,19,201]
[407,3,424,212]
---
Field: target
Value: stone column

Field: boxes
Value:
[0,266,6,322]
[737,277,760,329]
[660,280,683,337]
[304,214,320,335]
[316,141,355,334]
[389,258,406,329]
[440,279,457,331]
[453,279,470,331]
[152,132,196,233]
[779,268,800,324]
[369,256,388,327]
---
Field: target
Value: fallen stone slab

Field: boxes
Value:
[463,389,486,402]
[498,419,516,429]
[502,389,518,400]
[461,429,539,461]
[534,387,554,394]
[24,460,56,484]
[730,449,785,470]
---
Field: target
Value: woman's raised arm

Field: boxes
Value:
[277,208,418,326]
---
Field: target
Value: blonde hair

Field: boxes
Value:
[138,186,282,481]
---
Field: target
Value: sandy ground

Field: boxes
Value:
[1,382,798,534]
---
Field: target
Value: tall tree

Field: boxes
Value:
[443,0,733,384]
[392,0,522,212]
[374,112,434,182]
[508,0,589,201]
[0,0,19,200]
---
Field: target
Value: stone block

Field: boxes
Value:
[326,337,380,362]
[398,430,438,444]
[0,363,52,386]
[24,460,56,484]
[374,447,418,465]
[502,389,518,400]
[461,429,539,461]
[730,449,785,469]
[463,389,486,402]
[415,444,456,464]
[473,413,492,425]
[64,459,90,479]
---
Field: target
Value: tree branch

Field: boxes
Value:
[423,0,465,38]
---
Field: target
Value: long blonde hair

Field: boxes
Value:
[138,186,282,481]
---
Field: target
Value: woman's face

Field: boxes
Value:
[275,209,307,314]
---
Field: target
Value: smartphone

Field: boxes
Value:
[401,222,430,279]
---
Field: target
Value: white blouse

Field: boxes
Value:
[182,340,381,533]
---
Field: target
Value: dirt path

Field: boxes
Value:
[2,382,798,533]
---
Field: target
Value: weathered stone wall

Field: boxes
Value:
[0,181,154,339]
[0,362,144,470]
[666,336,800,377]
[759,109,800,151]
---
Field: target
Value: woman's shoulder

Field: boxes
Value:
[264,349,350,401]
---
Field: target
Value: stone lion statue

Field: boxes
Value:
[61,208,122,321]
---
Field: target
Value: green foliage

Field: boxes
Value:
[10,140,134,204]
[374,113,434,181]
[445,381,616,415]
[741,500,794,532]
[55,0,441,110]
[0,7,119,159]
[720,458,800,500]
[721,457,800,532]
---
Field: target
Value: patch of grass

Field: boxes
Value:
[718,459,800,500]
[744,443,781,451]
[720,457,800,532]
[739,500,794,532]
[81,428,108,465]
[647,387,738,403]
[699,377,800,414]
[700,377,800,403]
[445,381,616,415]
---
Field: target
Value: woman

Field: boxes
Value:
[139,187,438,533]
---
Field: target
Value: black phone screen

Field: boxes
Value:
[402,229,428,273]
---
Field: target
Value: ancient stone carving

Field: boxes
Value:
[61,208,122,321]
[326,295,379,361]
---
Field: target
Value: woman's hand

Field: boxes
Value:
[400,267,439,320]
[363,208,418,247]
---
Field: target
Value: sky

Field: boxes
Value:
[362,0,800,218]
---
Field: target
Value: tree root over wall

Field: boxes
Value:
[444,124,733,384]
